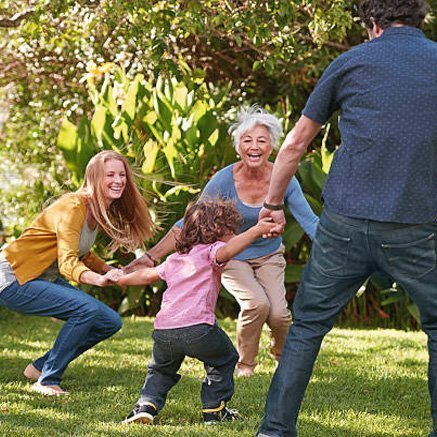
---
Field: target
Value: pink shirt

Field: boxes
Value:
[154,241,226,329]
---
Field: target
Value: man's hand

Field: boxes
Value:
[259,207,286,237]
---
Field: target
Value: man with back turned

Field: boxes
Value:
[257,1,437,435]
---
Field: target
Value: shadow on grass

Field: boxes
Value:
[0,366,431,436]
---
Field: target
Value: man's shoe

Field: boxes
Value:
[122,403,157,424]
[203,402,240,425]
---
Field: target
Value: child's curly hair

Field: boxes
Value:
[176,198,242,254]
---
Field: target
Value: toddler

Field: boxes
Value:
[117,198,275,425]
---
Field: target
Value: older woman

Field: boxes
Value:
[128,106,319,377]
[0,151,155,395]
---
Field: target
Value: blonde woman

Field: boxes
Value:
[127,106,319,377]
[0,151,155,395]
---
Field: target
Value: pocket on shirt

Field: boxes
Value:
[346,137,374,155]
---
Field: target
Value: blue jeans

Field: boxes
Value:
[0,278,122,386]
[258,210,437,436]
[139,323,239,411]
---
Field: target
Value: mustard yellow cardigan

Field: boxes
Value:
[3,193,106,285]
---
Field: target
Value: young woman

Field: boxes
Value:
[0,151,155,395]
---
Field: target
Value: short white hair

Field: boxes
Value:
[228,105,283,150]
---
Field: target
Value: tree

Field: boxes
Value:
[0,0,435,324]
[0,1,361,226]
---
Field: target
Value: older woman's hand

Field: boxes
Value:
[123,253,155,273]
[259,207,286,237]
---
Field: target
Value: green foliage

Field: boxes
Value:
[56,68,316,316]
[57,66,233,197]
[1,1,435,326]
[0,0,361,225]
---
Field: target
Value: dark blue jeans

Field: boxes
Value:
[0,278,122,386]
[258,210,437,436]
[139,323,239,411]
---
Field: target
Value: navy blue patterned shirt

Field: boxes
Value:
[302,26,437,223]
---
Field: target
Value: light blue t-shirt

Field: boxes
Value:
[176,163,319,260]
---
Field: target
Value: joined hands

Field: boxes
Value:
[258,207,286,238]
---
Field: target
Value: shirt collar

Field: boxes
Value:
[380,26,425,39]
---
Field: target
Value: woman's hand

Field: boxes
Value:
[97,269,125,287]
[80,268,125,287]
[123,254,155,273]
[103,268,125,284]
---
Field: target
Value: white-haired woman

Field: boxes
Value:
[0,151,156,394]
[127,106,319,377]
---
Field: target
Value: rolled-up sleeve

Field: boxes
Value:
[302,54,350,125]
[81,251,106,274]
[208,241,227,268]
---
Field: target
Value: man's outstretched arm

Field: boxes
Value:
[260,115,322,234]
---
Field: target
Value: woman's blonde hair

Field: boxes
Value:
[77,150,156,252]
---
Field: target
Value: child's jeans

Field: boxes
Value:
[139,323,239,411]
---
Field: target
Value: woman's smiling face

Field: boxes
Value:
[102,159,127,205]
[238,124,273,168]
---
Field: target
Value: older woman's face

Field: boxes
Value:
[238,124,273,168]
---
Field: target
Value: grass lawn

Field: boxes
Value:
[0,309,432,436]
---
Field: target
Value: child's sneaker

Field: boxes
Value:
[122,402,157,424]
[203,402,240,425]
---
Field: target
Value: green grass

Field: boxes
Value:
[0,309,433,436]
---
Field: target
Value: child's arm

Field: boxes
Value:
[216,218,276,264]
[117,267,161,286]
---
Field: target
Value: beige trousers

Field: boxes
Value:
[221,246,292,370]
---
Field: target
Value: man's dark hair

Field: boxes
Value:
[358,0,429,29]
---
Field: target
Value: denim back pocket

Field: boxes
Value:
[312,223,351,275]
[381,232,436,279]
[185,324,235,360]
[184,324,213,345]
[152,329,173,344]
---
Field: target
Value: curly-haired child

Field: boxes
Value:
[116,198,276,425]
